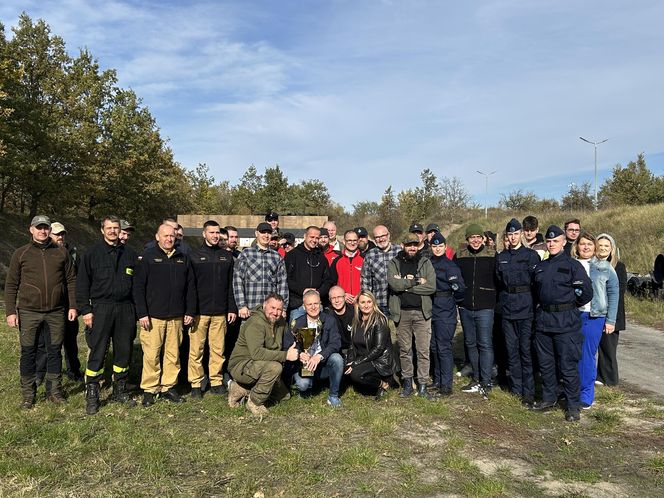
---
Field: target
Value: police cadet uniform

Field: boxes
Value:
[531,225,592,421]
[189,241,238,397]
[495,218,541,406]
[77,236,138,414]
[429,232,465,396]
[133,243,196,406]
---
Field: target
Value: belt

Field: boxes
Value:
[435,291,452,297]
[507,286,530,294]
[541,303,576,312]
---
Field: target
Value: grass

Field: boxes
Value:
[625,295,664,329]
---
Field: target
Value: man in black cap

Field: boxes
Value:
[277,232,296,258]
[495,218,541,406]
[425,223,440,242]
[265,211,280,236]
[354,227,375,257]
[531,225,592,422]
[119,219,135,245]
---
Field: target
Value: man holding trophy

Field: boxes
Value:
[284,290,344,407]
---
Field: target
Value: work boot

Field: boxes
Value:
[190,387,203,400]
[142,392,156,407]
[208,384,227,395]
[20,375,37,410]
[399,378,414,397]
[46,373,66,404]
[110,380,137,407]
[246,396,269,418]
[417,383,435,401]
[228,380,249,408]
[162,388,185,403]
[85,383,100,415]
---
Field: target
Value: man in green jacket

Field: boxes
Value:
[227,293,298,417]
[388,233,436,399]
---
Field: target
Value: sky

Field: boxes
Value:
[2,0,664,209]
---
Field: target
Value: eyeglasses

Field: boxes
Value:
[566,228,581,232]
[345,239,358,244]
[280,242,291,248]
[374,233,389,240]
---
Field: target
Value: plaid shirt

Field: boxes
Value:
[360,243,401,308]
[233,246,289,310]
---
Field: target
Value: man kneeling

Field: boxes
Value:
[227,293,298,417]
[284,290,344,407]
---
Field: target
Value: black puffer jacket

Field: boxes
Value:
[346,318,396,377]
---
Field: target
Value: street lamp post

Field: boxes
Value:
[476,170,496,219]
[579,136,608,210]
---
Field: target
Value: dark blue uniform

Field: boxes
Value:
[430,255,465,390]
[532,251,592,410]
[495,245,540,401]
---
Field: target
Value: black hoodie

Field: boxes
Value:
[284,243,333,310]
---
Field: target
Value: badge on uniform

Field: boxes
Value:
[154,258,162,262]
[125,267,134,275]
[176,259,184,264]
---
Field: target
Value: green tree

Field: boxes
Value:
[599,153,662,207]
[439,176,471,224]
[561,182,593,211]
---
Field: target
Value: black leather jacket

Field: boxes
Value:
[346,318,396,377]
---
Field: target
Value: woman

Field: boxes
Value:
[572,232,619,408]
[595,233,627,386]
[344,290,396,400]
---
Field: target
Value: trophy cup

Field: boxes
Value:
[294,327,317,377]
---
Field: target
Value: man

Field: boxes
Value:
[454,224,497,395]
[266,210,280,235]
[360,225,401,316]
[388,233,436,399]
[269,232,279,251]
[77,216,138,415]
[227,293,299,417]
[284,290,344,407]
[330,230,364,306]
[355,227,375,256]
[522,215,547,259]
[325,286,354,354]
[285,226,333,320]
[144,218,191,255]
[224,225,241,258]
[5,215,77,408]
[277,232,295,258]
[119,219,135,245]
[188,220,238,399]
[233,222,289,320]
[323,220,341,251]
[410,223,430,258]
[495,218,541,407]
[564,218,581,256]
[133,223,196,406]
[531,225,592,422]
[319,227,340,266]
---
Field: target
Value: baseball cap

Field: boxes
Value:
[403,233,420,245]
[120,219,135,231]
[51,222,66,234]
[354,227,369,238]
[256,222,273,232]
[265,210,279,221]
[409,223,424,233]
[425,223,440,233]
[31,215,51,227]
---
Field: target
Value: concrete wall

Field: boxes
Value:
[177,214,328,230]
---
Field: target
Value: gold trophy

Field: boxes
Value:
[294,327,317,377]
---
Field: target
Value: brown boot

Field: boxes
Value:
[246,396,269,418]
[46,373,66,404]
[228,380,249,408]
[20,375,36,410]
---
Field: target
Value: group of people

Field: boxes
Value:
[5,211,625,422]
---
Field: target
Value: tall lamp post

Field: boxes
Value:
[579,136,608,210]
[476,170,496,219]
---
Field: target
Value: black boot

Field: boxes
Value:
[110,380,137,407]
[85,383,100,415]
[399,378,414,397]
[417,383,435,401]
[20,375,36,410]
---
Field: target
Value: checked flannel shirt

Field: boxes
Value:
[360,243,401,309]
[233,246,289,310]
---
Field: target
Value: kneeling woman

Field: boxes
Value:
[572,232,619,409]
[344,290,396,399]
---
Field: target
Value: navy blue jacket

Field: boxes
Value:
[283,312,341,362]
[532,251,593,334]
[430,255,465,322]
[495,245,541,320]
[190,243,238,316]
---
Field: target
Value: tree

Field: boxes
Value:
[599,153,663,207]
[561,182,594,211]
[499,189,540,212]
[377,186,402,234]
[439,176,471,224]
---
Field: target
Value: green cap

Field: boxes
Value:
[465,223,484,239]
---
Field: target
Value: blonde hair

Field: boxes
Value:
[352,290,387,331]
[596,233,619,268]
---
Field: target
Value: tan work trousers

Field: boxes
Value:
[140,317,183,393]
[188,314,227,388]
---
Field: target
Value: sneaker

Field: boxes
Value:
[565,409,581,422]
[209,384,227,395]
[162,389,185,403]
[479,384,492,399]
[228,380,248,408]
[461,381,481,393]
[142,392,156,407]
[594,380,604,386]
[581,402,592,410]
[190,387,203,400]
[246,397,269,417]
[327,395,342,408]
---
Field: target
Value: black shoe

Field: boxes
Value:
[531,400,557,412]
[374,386,388,401]
[67,371,84,383]
[399,378,414,397]
[85,384,100,415]
[21,396,36,410]
[209,384,227,395]
[417,383,435,401]
[190,387,203,400]
[142,392,156,407]
[162,389,185,403]
[522,396,535,409]
[439,385,453,397]
[565,409,580,422]
[110,381,136,407]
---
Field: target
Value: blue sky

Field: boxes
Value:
[2,1,663,209]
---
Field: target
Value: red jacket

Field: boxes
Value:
[331,250,364,297]
[323,244,340,266]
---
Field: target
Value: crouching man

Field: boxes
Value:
[284,290,344,407]
[227,293,299,417]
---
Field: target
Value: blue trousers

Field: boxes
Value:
[503,317,534,398]
[459,308,494,385]
[293,352,344,397]
[579,312,605,406]
[431,319,456,388]
[535,329,583,410]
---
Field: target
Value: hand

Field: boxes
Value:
[239,307,251,319]
[604,323,615,334]
[306,354,322,373]
[227,312,237,324]
[82,313,94,328]
[282,309,287,318]
[345,294,356,305]
[299,351,311,363]
[68,308,78,321]
[344,364,353,375]
[139,316,151,330]
[6,314,18,328]
[184,315,194,326]
[418,277,426,284]
[286,344,299,361]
